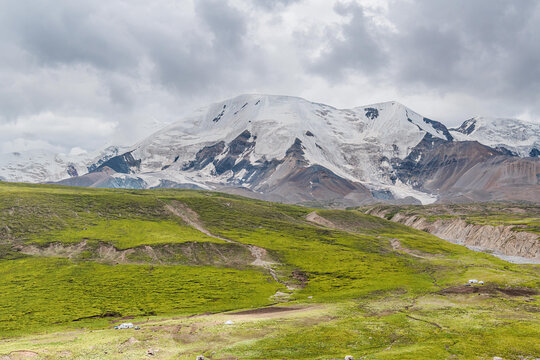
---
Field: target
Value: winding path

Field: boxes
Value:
[165,202,283,285]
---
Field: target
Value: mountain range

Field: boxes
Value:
[1,94,539,206]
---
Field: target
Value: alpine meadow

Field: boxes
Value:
[1,0,540,359]
[0,182,538,359]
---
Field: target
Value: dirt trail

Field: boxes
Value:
[165,202,284,285]
[306,211,429,260]
[165,202,225,240]
[305,211,337,229]
[405,314,443,330]
[389,239,426,259]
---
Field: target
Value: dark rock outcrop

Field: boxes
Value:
[183,141,226,171]
[90,152,141,174]
[451,118,476,135]
[67,164,79,177]
[422,117,453,141]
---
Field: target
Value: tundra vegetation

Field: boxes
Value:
[0,182,538,359]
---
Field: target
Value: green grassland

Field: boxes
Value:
[0,182,539,359]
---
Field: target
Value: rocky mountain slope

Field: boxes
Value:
[1,94,539,206]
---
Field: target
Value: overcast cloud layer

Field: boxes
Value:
[1,0,539,154]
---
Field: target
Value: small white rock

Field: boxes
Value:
[492,357,503,360]
[307,296,313,299]
[224,320,234,325]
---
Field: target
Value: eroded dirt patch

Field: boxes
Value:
[230,306,303,315]
[111,315,135,324]
[440,285,538,296]
[389,238,428,258]
[3,351,39,359]
[306,211,336,229]
[291,270,308,288]
[497,287,538,296]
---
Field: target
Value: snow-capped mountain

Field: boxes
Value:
[1,94,539,205]
[0,150,84,183]
[450,117,540,157]
[0,146,124,183]
[78,95,458,204]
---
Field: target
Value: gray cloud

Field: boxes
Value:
[308,2,387,80]
[308,0,540,119]
[149,0,253,93]
[388,0,540,99]
[0,1,136,70]
[254,0,301,10]
[0,0,538,154]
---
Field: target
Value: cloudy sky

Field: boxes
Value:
[1,0,539,155]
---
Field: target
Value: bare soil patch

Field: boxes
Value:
[111,315,135,324]
[496,287,538,296]
[5,351,39,359]
[230,306,302,315]
[305,211,336,229]
[291,270,308,288]
[440,285,538,296]
[389,238,429,259]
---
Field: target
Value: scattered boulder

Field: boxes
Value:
[345,356,354,360]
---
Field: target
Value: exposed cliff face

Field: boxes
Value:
[366,208,540,263]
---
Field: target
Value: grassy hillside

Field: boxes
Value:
[0,182,538,359]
